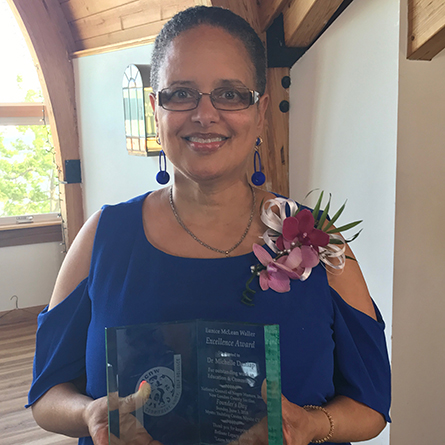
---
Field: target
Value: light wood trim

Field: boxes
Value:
[258,0,288,32]
[72,35,159,58]
[407,0,445,60]
[8,0,84,248]
[0,221,62,248]
[0,220,61,232]
[261,67,289,197]
[73,18,168,51]
[283,0,344,48]
[0,103,46,118]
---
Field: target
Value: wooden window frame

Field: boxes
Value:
[0,217,63,248]
[0,102,63,247]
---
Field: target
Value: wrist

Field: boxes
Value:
[303,405,334,444]
[82,398,97,436]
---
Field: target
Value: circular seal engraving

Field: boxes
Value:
[136,355,182,417]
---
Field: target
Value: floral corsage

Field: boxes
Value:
[242,192,362,306]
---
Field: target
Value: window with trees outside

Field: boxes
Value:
[0,0,62,247]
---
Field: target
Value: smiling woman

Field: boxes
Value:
[150,24,268,188]
[28,6,391,445]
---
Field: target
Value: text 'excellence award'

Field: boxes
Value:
[106,320,282,444]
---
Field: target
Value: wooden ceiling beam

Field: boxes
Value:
[257,0,288,33]
[408,0,445,60]
[283,0,344,48]
[210,0,262,35]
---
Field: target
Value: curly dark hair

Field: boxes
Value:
[150,6,267,95]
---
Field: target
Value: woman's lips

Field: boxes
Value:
[184,135,228,152]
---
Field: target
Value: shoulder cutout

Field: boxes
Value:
[326,241,377,321]
[48,210,101,310]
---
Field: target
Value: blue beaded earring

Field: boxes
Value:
[251,137,265,186]
[156,149,170,185]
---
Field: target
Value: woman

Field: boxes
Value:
[28,6,390,445]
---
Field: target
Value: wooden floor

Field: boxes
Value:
[0,309,77,444]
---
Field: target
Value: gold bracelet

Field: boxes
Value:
[303,405,334,444]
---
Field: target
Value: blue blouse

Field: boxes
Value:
[28,192,391,445]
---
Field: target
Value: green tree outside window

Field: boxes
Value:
[0,86,59,217]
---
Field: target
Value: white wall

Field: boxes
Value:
[390,1,445,443]
[289,0,400,443]
[73,44,167,218]
[0,242,64,312]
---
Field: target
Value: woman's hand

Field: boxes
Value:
[260,381,331,445]
[281,396,331,445]
[84,381,163,445]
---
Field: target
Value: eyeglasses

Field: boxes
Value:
[157,86,261,111]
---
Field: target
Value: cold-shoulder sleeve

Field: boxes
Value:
[331,288,391,422]
[27,278,91,407]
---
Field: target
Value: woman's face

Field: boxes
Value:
[152,25,268,185]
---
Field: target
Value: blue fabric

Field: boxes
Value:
[28,192,391,445]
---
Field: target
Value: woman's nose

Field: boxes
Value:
[190,94,220,126]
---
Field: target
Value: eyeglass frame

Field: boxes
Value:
[156,86,262,112]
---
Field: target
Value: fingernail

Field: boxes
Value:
[138,380,151,398]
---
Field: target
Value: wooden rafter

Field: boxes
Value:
[258,0,288,33]
[211,0,262,35]
[408,0,445,60]
[7,0,84,248]
[283,0,344,48]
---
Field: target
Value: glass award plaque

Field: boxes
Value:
[106,320,282,445]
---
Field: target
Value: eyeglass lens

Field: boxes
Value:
[159,87,257,111]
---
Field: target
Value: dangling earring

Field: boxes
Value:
[156,135,161,145]
[251,137,265,186]
[156,150,170,185]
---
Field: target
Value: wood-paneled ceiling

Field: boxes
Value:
[16,0,442,60]
[51,0,354,58]
[59,0,203,56]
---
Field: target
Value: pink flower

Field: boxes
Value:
[253,244,305,293]
[276,209,329,256]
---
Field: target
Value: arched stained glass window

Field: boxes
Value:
[122,64,158,156]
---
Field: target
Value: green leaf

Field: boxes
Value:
[345,229,362,243]
[328,238,344,245]
[312,191,324,222]
[323,201,346,231]
[326,220,362,234]
[317,194,331,229]
[259,197,265,211]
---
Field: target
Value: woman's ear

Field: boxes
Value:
[256,93,269,133]
[149,92,158,128]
